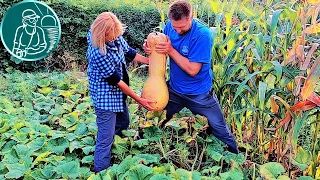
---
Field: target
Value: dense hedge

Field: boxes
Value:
[0,1,160,71]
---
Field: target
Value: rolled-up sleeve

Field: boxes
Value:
[124,47,137,62]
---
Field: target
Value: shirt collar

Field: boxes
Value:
[106,39,120,51]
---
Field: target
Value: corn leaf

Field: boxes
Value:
[270,95,291,110]
[254,33,264,60]
[301,56,320,99]
[259,81,268,110]
[308,92,320,106]
[285,36,304,64]
[271,9,283,39]
[291,100,317,112]
[272,61,283,82]
[233,71,261,103]
[241,5,255,18]
[270,96,279,114]
[306,0,320,5]
[210,0,220,14]
[305,4,320,25]
[276,111,291,130]
[301,43,319,70]
[225,13,232,35]
[305,23,320,34]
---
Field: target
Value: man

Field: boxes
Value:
[13,9,47,57]
[144,0,239,154]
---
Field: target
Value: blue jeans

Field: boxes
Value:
[93,105,129,173]
[164,86,239,154]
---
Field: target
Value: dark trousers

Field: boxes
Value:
[93,105,129,173]
[164,86,239,154]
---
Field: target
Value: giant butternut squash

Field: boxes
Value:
[141,32,169,111]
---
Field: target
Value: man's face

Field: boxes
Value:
[23,17,38,27]
[171,16,192,35]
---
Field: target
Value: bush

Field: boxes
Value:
[0,1,160,72]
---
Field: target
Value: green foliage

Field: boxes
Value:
[259,162,288,179]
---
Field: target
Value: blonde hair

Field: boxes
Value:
[91,12,124,55]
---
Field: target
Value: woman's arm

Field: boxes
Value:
[117,80,154,110]
[125,47,149,64]
[133,53,149,64]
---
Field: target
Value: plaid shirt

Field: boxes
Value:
[86,30,130,112]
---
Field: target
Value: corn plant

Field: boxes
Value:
[206,0,319,178]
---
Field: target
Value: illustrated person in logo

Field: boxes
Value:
[86,12,155,173]
[143,0,239,154]
[12,9,47,58]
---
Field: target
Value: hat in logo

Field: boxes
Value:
[22,9,40,19]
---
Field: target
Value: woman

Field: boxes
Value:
[86,12,154,173]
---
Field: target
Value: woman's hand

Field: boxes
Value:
[137,97,155,111]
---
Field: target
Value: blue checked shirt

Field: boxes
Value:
[86,30,130,112]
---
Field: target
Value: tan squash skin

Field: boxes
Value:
[141,32,169,111]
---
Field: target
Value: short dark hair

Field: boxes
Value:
[168,0,192,21]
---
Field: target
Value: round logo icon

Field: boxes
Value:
[0,0,61,61]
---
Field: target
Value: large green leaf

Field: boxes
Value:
[37,79,51,88]
[223,152,245,165]
[33,152,52,165]
[152,164,172,174]
[81,155,94,164]
[47,138,69,155]
[49,104,66,116]
[123,164,153,180]
[27,137,46,152]
[14,144,32,158]
[135,154,160,165]
[297,176,315,180]
[292,147,312,171]
[201,166,221,175]
[55,161,81,179]
[219,168,243,180]
[207,149,223,162]
[33,98,55,112]
[11,132,28,143]
[74,122,88,136]
[143,126,162,142]
[59,114,78,128]
[31,165,58,180]
[112,135,129,156]
[260,162,286,179]
[150,174,171,180]
[173,169,201,180]
[69,140,84,153]
[5,163,29,179]
[76,102,91,112]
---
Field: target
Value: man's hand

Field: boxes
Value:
[143,40,151,55]
[155,37,173,55]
